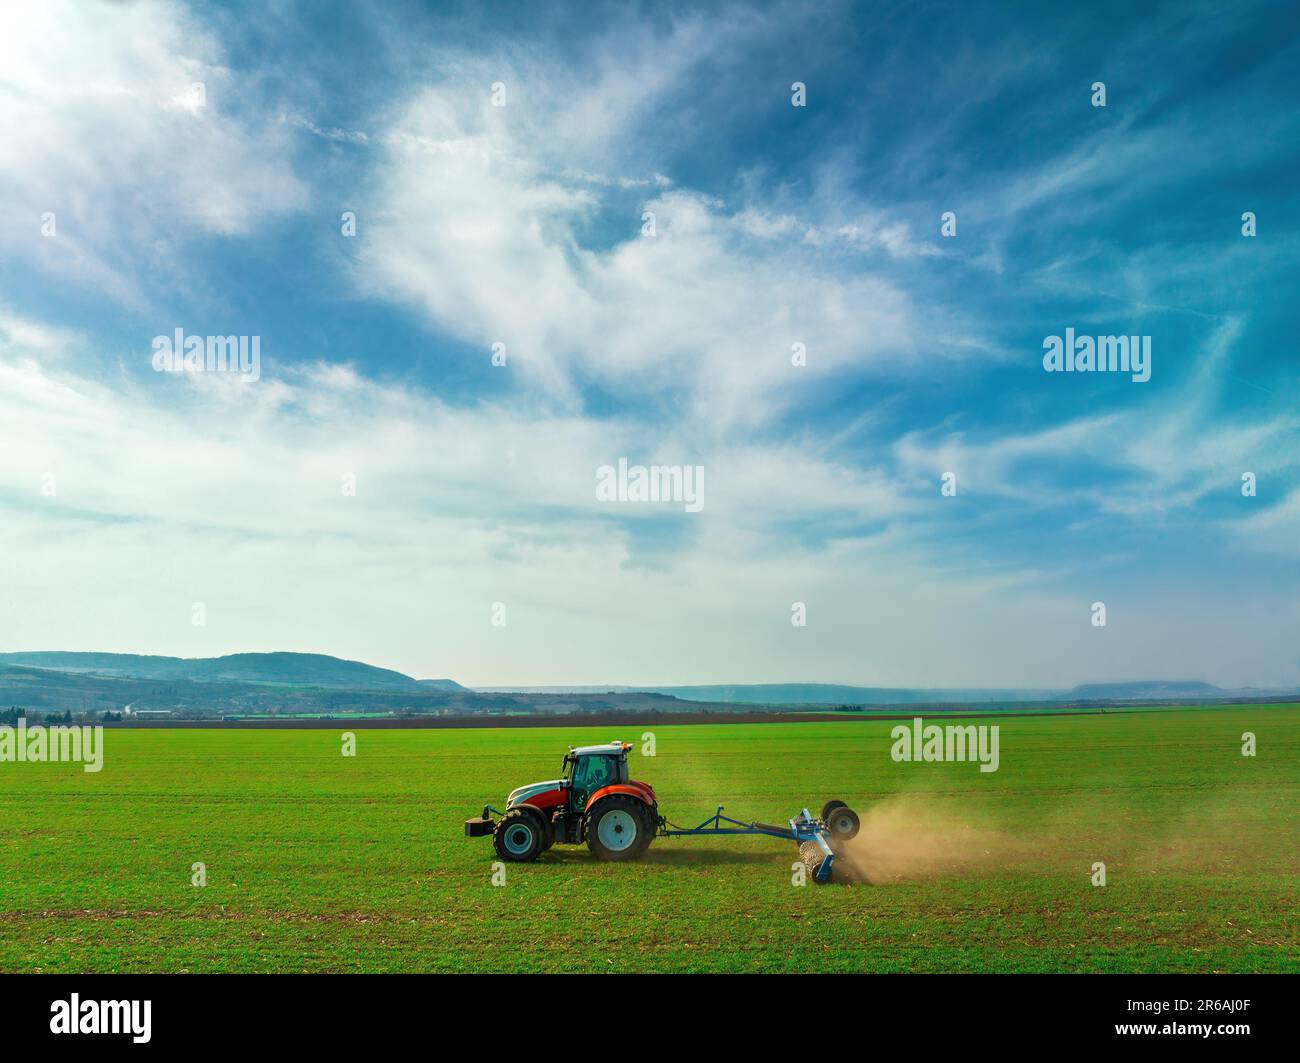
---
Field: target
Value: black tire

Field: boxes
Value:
[825,805,860,842]
[493,808,545,862]
[821,799,847,822]
[639,803,659,855]
[799,842,832,884]
[585,796,650,861]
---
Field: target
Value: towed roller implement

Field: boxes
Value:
[463,740,862,884]
[658,802,860,883]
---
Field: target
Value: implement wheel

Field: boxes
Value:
[586,796,649,861]
[821,799,847,822]
[826,805,860,842]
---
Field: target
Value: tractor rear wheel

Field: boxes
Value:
[639,803,658,855]
[585,796,649,861]
[493,808,545,862]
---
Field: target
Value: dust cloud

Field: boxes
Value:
[831,797,1022,883]
[824,789,1293,884]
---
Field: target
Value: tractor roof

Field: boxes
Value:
[571,741,631,757]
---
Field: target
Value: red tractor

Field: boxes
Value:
[465,739,863,883]
[464,741,658,862]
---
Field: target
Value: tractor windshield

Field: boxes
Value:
[575,756,614,790]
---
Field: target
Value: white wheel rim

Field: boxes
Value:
[597,809,638,852]
[503,823,535,855]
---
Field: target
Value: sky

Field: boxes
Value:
[0,0,1297,688]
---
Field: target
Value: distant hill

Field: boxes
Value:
[0,662,715,719]
[0,651,450,691]
[645,683,1065,705]
[475,679,1291,706]
[477,683,1063,704]
[1065,680,1220,700]
[2,652,1285,709]
[655,681,1229,706]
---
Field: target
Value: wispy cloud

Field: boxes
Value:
[0,1,1296,687]
[0,1,307,304]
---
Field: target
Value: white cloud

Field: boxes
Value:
[0,311,81,363]
[0,1,307,303]
[355,60,920,428]
[1,4,1294,690]
[1233,489,1300,557]
[6,335,1293,688]
[894,319,1300,528]
[8,334,1176,686]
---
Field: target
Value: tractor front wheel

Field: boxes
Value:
[493,808,545,862]
[585,796,649,861]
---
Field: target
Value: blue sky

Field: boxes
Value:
[0,0,1297,686]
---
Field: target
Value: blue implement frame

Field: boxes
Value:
[659,805,836,884]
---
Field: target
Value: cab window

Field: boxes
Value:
[575,755,614,791]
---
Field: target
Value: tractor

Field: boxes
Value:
[464,740,862,883]
[464,741,658,862]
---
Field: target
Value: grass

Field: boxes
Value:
[0,706,1296,972]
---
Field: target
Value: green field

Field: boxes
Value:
[1,707,1297,973]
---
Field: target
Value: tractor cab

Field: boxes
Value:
[562,742,631,809]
